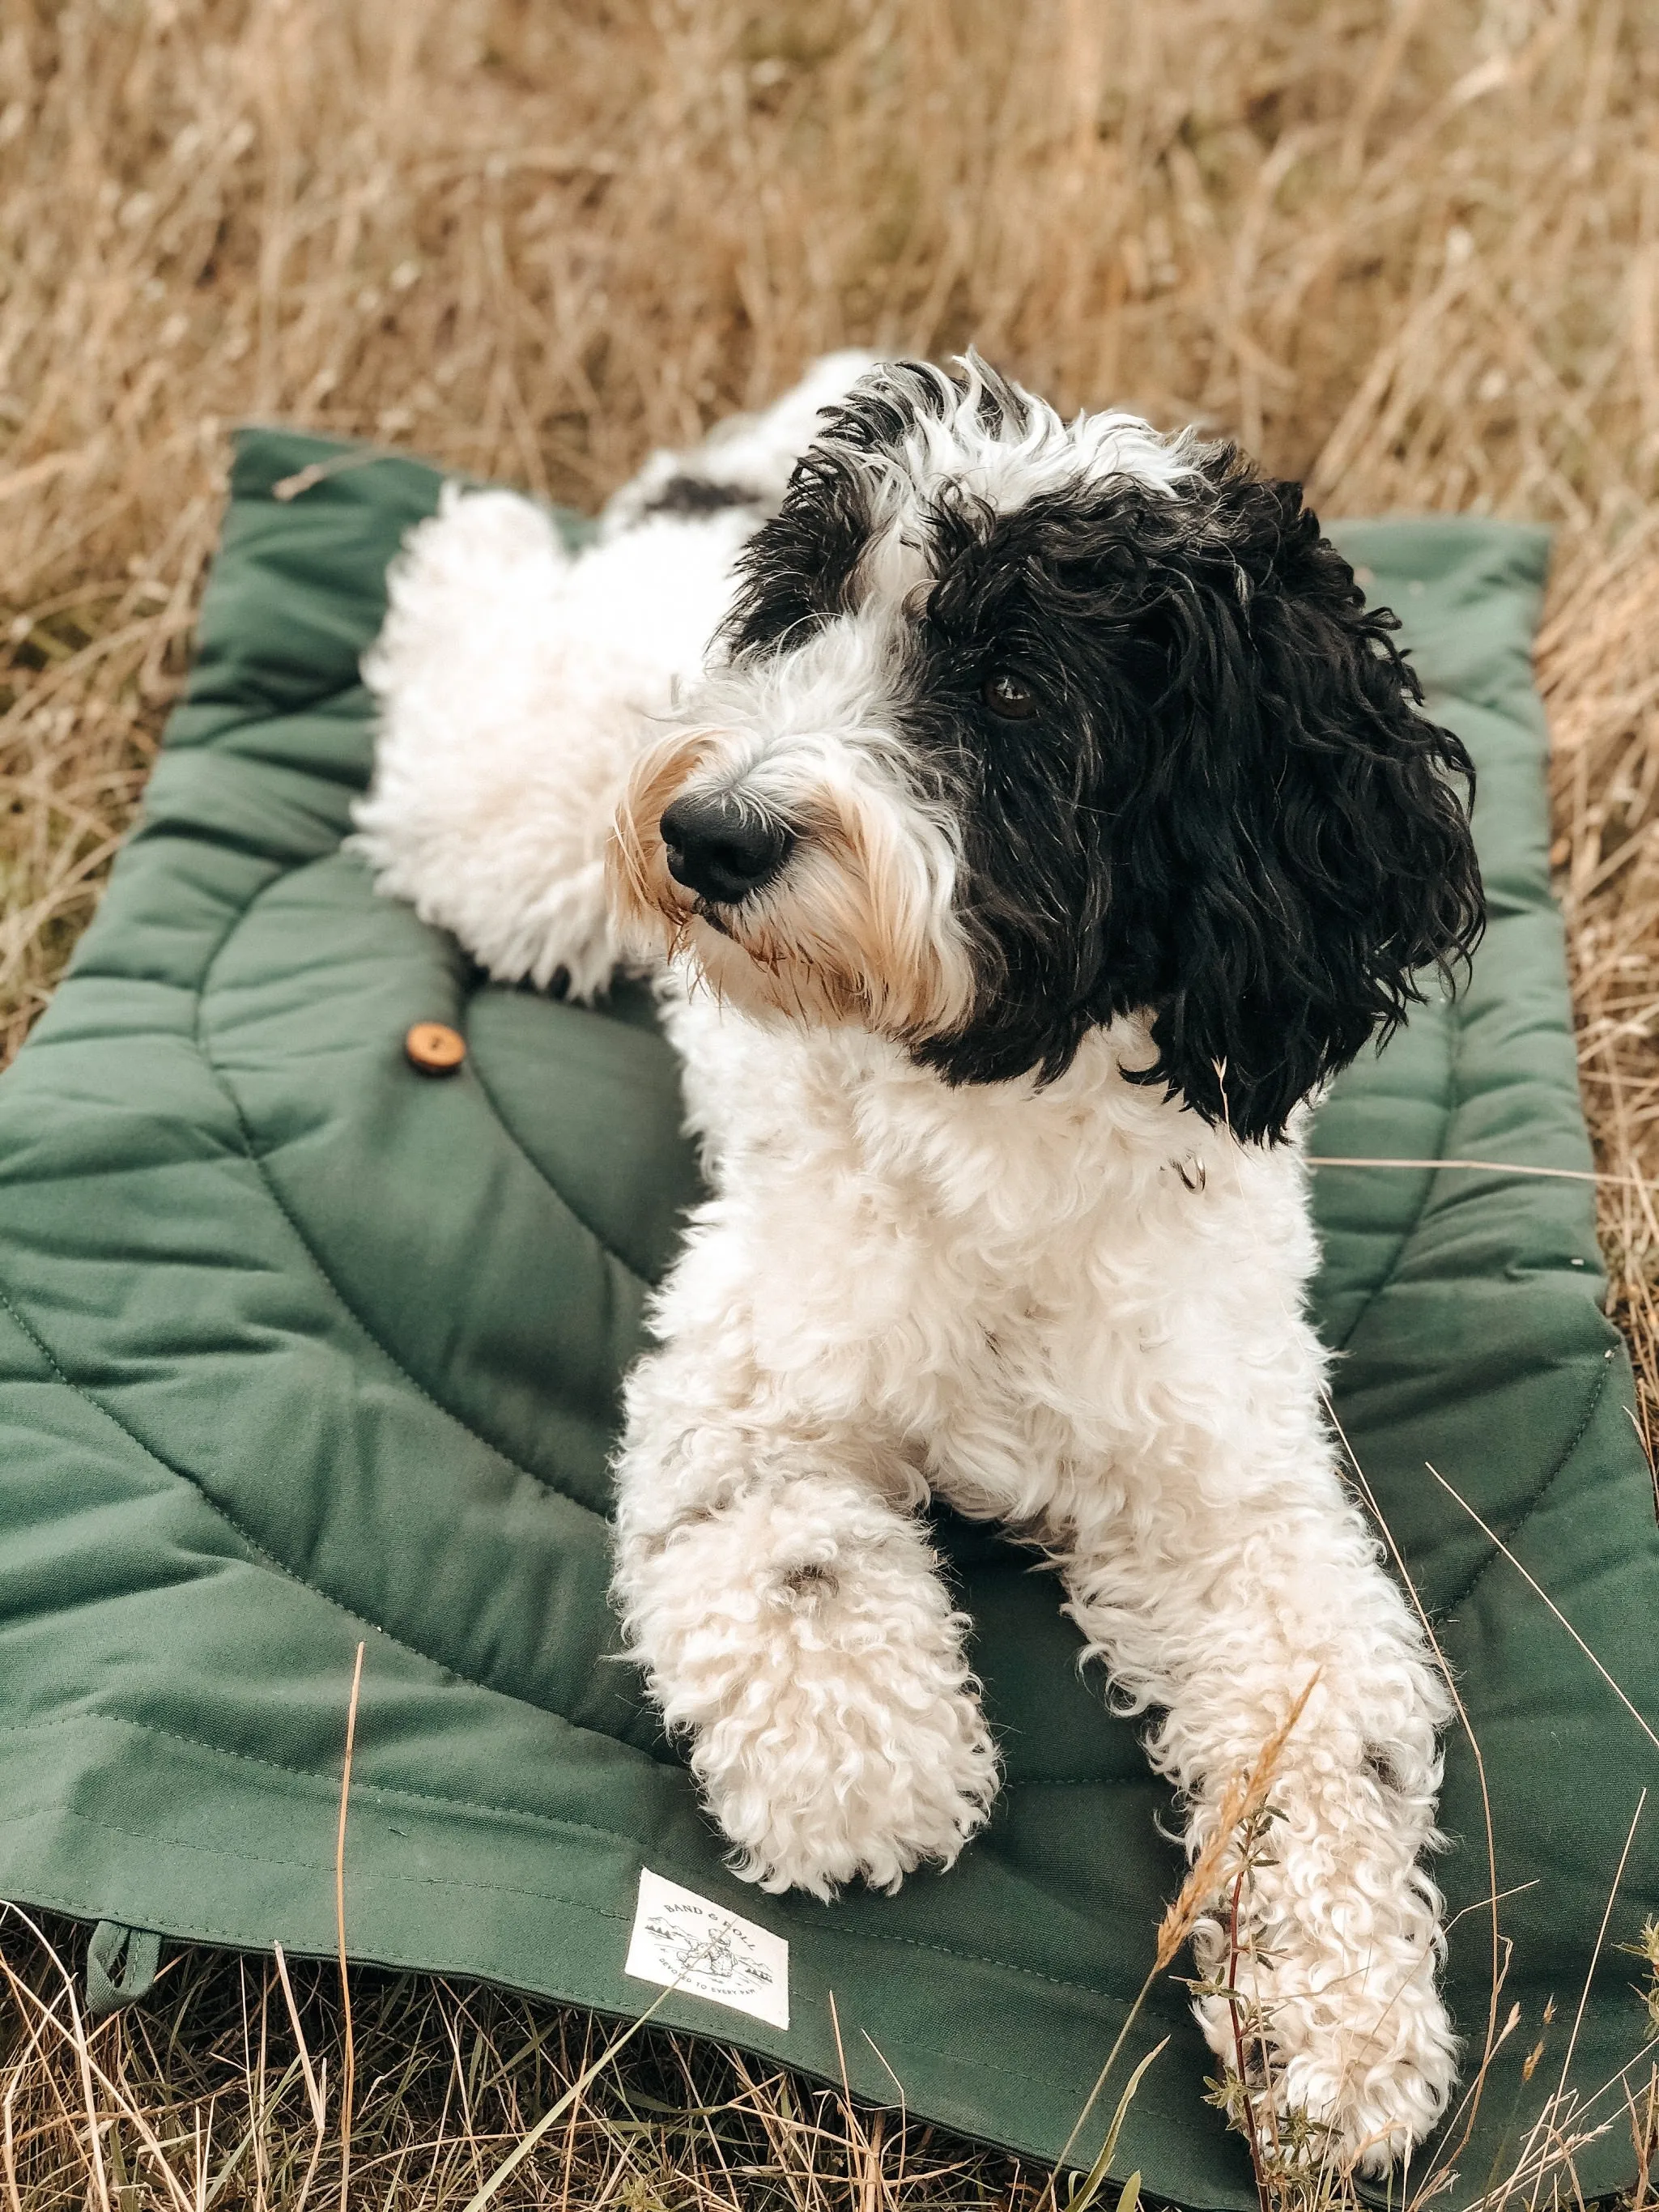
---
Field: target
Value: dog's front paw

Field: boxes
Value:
[696,1638,998,1899]
[1191,1781,1457,2173]
[623,1475,1000,1897]
[1206,1923,1457,2176]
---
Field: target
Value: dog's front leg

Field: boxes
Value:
[1060,1439,1457,2172]
[612,1329,999,1899]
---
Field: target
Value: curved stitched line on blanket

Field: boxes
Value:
[0,1264,678,1786]
[98,851,1151,1811]
[13,731,1178,1984]
[6,839,670,1752]
[191,850,632,1512]
[0,1268,1162,1994]
[168,683,380,751]
[1433,1355,1616,1623]
[458,1005,649,1287]
[1329,986,1461,1359]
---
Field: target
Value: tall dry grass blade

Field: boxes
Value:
[334,1640,365,2212]
[1,2056,21,2212]
[1038,1674,1317,2212]
[457,1980,679,2212]
[1308,1156,1644,1192]
[270,1946,325,2139]
[1555,1793,1648,2133]
[1322,1398,1506,2187]
[1154,1672,1321,1975]
[1423,1461,1659,1758]
[0,1935,194,2212]
[63,1977,109,2212]
[270,1943,326,2212]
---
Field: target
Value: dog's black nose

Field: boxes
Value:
[660,792,793,904]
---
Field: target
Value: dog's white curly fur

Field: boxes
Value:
[357,355,1460,2172]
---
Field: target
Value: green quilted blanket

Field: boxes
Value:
[0,428,1654,2210]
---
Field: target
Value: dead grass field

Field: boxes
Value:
[3,0,1659,2203]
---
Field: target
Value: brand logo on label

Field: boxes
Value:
[624,1868,790,2030]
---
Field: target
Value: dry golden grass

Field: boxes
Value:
[0,1906,1061,2210]
[4,0,1659,2203]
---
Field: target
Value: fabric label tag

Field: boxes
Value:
[624,1867,790,2030]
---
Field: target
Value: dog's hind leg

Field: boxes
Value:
[355,483,738,997]
[598,351,880,538]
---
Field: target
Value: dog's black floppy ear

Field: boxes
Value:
[1121,457,1484,1143]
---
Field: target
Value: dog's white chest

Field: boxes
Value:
[663,999,1295,1522]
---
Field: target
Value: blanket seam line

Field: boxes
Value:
[1333,996,1462,1357]
[0,1816,634,1928]
[819,1921,1142,2001]
[458,1013,651,1287]
[0,1265,652,1763]
[0,1711,662,1852]
[1436,1355,1614,1618]
[189,852,608,1521]
[0,1787,1145,2005]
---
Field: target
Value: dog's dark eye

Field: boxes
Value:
[981,669,1037,721]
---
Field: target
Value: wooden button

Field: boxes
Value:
[404,1021,466,1075]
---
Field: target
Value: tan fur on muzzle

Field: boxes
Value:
[606,734,976,1040]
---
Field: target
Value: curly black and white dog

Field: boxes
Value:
[356,352,1483,2170]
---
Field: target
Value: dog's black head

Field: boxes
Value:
[615,359,1483,1142]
